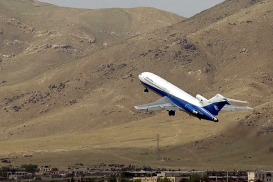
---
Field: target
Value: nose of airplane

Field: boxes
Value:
[138,73,145,81]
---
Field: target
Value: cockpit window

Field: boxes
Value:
[146,77,153,82]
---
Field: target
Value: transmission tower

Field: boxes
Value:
[157,134,160,161]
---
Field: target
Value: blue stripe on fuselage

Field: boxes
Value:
[140,81,216,121]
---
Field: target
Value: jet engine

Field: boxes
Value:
[185,104,199,115]
[196,94,209,105]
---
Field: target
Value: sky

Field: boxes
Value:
[37,0,225,18]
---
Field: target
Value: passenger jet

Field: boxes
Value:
[134,72,252,122]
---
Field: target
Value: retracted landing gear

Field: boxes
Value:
[168,110,175,116]
[144,87,149,93]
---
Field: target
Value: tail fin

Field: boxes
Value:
[202,94,229,116]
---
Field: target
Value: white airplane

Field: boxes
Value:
[134,72,252,122]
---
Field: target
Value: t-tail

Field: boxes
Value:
[200,94,230,116]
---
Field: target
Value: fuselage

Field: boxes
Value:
[138,72,219,121]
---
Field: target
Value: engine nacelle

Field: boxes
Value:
[185,104,203,116]
[196,94,209,106]
[185,104,197,114]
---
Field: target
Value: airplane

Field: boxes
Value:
[134,72,252,122]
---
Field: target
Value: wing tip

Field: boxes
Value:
[226,98,249,104]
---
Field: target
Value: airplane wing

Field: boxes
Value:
[226,98,249,104]
[222,105,253,111]
[134,96,180,111]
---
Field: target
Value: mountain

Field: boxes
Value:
[0,0,272,170]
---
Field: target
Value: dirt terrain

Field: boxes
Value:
[0,0,272,170]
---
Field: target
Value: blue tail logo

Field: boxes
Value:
[204,101,227,116]
[202,94,229,116]
[214,105,219,111]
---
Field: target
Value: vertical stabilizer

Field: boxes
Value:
[203,94,229,116]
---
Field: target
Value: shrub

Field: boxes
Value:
[21,164,38,173]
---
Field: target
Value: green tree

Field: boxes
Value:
[0,167,9,177]
[134,179,141,182]
[120,178,130,182]
[21,164,38,173]
[86,177,96,182]
[190,174,201,182]
[179,178,189,182]
[70,176,75,182]
[159,177,173,182]
[190,173,208,182]
[201,174,209,182]
[0,170,4,177]
[108,176,117,182]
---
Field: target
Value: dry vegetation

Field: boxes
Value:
[0,0,273,170]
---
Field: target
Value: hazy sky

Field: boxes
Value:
[37,0,225,18]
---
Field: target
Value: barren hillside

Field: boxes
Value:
[0,0,185,85]
[0,0,272,170]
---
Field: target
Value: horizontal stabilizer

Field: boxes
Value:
[226,98,249,104]
[134,96,179,111]
[222,105,253,111]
